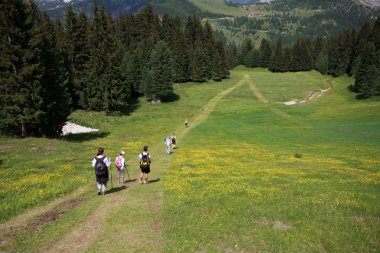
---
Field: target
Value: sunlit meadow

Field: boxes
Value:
[165,68,380,252]
[0,68,379,252]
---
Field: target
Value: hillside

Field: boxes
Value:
[38,0,380,48]
[1,68,379,252]
[203,0,380,46]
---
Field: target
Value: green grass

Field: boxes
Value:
[164,68,380,252]
[1,68,379,252]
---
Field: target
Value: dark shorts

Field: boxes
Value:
[96,173,109,184]
[140,166,150,174]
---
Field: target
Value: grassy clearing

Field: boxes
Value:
[0,71,243,252]
[1,68,379,252]
[164,67,380,252]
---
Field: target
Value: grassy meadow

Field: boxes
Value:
[0,67,379,252]
[164,68,380,252]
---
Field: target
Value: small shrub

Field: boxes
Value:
[294,153,302,158]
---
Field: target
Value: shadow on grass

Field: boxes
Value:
[356,93,370,100]
[62,131,110,142]
[107,185,127,194]
[148,178,160,184]
[162,92,180,103]
[121,96,140,116]
[124,179,137,183]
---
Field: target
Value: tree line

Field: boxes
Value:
[0,0,229,137]
[232,17,380,98]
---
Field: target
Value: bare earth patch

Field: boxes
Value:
[273,221,293,231]
[279,84,331,106]
[0,198,86,251]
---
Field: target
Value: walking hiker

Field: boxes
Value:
[171,133,177,149]
[139,146,151,184]
[92,147,111,195]
[165,136,171,155]
[115,151,126,184]
[185,118,189,128]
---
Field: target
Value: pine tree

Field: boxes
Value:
[143,41,174,101]
[259,38,272,68]
[190,40,208,82]
[269,38,283,72]
[239,38,253,66]
[354,42,379,98]
[85,5,125,112]
[161,15,188,82]
[0,0,34,136]
[38,13,71,136]
[0,0,70,136]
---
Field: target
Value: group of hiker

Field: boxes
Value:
[91,145,151,195]
[91,119,189,195]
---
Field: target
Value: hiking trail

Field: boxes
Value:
[0,74,250,253]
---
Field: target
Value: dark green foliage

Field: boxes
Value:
[237,15,380,99]
[354,42,380,98]
[1,1,230,138]
[269,38,284,72]
[143,41,174,101]
[0,0,70,137]
[259,39,272,68]
[85,6,126,113]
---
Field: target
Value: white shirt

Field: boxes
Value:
[139,152,151,160]
[166,138,171,147]
[92,155,111,168]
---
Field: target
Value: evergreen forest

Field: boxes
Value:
[230,18,380,99]
[0,0,229,137]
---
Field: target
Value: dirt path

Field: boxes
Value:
[247,77,294,121]
[180,74,249,137]
[25,74,250,252]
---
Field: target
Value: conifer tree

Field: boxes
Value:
[269,38,284,72]
[85,5,124,112]
[161,15,189,82]
[259,38,272,68]
[0,0,34,136]
[239,38,253,66]
[38,13,71,136]
[189,40,208,82]
[0,0,70,136]
[143,41,174,101]
[354,42,379,98]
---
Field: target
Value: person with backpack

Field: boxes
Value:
[138,146,151,184]
[115,151,126,184]
[171,133,177,149]
[165,136,171,155]
[92,147,111,195]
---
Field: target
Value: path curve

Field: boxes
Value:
[247,76,294,121]
[38,74,250,252]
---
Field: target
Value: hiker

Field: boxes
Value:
[171,133,177,149]
[92,147,111,195]
[115,151,126,184]
[185,118,189,128]
[165,136,171,154]
[138,146,151,184]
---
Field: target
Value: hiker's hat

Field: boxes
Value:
[120,151,125,155]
